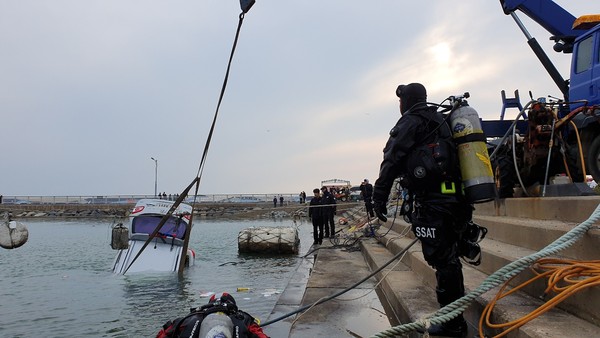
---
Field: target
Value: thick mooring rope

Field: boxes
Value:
[371,202,600,338]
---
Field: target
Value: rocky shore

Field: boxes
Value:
[0,203,323,220]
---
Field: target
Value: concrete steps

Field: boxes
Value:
[360,197,600,337]
[473,215,600,326]
[473,215,600,261]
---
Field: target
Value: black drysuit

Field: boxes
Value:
[373,105,473,309]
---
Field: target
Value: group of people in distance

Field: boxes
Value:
[307,186,337,245]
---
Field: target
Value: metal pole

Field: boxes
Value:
[151,157,158,197]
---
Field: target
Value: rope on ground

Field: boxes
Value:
[479,258,600,338]
[370,202,600,338]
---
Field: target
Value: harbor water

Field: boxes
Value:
[0,217,313,337]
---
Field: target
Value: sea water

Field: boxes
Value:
[0,217,313,337]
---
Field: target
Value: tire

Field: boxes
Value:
[587,136,600,183]
[494,155,516,198]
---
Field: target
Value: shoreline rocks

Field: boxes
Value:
[0,201,358,221]
[0,203,317,220]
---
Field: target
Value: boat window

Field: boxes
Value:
[132,215,187,239]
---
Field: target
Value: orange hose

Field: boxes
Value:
[479,258,600,338]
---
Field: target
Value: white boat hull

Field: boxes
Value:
[111,199,195,274]
[112,239,195,274]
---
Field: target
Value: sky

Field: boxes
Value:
[1,1,598,197]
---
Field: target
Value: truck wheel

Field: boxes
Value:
[494,155,516,198]
[587,136,600,183]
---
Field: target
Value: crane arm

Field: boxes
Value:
[500,0,579,38]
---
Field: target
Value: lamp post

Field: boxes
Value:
[150,157,158,197]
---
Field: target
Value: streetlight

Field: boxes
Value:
[150,157,158,197]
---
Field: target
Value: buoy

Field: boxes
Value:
[111,223,129,250]
[0,220,29,249]
[237,226,299,254]
[186,249,196,267]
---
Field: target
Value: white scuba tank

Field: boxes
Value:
[198,313,234,338]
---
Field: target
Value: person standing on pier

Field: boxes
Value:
[320,186,336,238]
[372,83,471,337]
[308,188,324,245]
[360,179,375,218]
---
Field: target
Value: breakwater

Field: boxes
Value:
[0,202,359,219]
[0,203,328,219]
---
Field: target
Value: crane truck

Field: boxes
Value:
[483,0,600,197]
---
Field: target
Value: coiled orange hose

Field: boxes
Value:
[479,258,600,338]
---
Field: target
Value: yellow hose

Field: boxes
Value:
[479,258,600,337]
[570,120,587,178]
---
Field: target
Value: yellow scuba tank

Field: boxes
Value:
[449,103,496,203]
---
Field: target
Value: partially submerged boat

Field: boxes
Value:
[111,199,195,274]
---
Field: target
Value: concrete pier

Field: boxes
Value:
[268,197,600,337]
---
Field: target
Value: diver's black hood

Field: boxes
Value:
[396,83,427,114]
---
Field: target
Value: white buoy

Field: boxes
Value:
[0,220,29,249]
[238,226,299,254]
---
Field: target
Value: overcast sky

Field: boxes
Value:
[1,1,597,197]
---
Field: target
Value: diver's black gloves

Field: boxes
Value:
[373,200,388,222]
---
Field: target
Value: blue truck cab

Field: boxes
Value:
[488,1,600,192]
[570,18,600,107]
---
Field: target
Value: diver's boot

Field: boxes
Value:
[417,316,467,337]
[422,265,467,336]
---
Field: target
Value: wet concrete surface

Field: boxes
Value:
[264,236,393,337]
[289,287,390,337]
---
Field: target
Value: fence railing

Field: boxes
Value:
[0,194,306,205]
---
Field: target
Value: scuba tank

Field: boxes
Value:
[449,102,496,203]
[197,313,234,338]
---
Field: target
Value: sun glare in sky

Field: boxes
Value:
[430,42,452,65]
